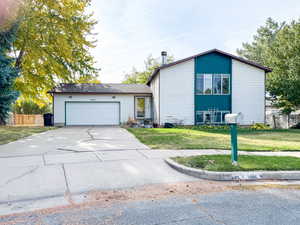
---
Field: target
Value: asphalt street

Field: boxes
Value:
[1,185,299,225]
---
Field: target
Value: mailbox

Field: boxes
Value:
[225,113,242,165]
[225,113,239,124]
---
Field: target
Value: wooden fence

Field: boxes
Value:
[10,114,44,126]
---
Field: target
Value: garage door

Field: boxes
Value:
[66,102,120,125]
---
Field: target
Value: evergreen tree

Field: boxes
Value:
[237,18,300,118]
[0,25,20,125]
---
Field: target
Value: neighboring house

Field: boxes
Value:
[266,99,300,129]
[49,49,271,126]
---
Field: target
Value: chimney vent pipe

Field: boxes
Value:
[161,51,167,65]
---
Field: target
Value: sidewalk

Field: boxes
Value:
[1,149,300,203]
[1,149,300,216]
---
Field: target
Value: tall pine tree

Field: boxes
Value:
[0,24,20,125]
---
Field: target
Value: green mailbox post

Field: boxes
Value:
[225,114,239,165]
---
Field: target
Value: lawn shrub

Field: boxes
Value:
[250,123,271,130]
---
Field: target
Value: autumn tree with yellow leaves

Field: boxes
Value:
[9,0,99,104]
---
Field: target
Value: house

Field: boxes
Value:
[265,98,300,129]
[49,49,271,126]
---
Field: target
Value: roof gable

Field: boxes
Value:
[147,49,272,85]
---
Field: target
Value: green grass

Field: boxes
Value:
[127,127,300,151]
[173,155,300,171]
[0,126,56,145]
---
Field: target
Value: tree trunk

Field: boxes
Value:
[15,49,24,69]
[272,115,277,129]
[0,117,6,125]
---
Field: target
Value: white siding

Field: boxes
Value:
[53,94,151,125]
[160,59,195,125]
[150,73,160,124]
[232,59,265,125]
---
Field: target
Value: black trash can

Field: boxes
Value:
[43,113,54,126]
[164,123,174,128]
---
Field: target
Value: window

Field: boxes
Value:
[196,74,204,94]
[196,111,203,123]
[214,111,222,123]
[222,74,230,94]
[196,111,230,124]
[136,97,145,118]
[213,74,222,94]
[204,74,212,94]
[196,74,230,95]
[204,112,211,123]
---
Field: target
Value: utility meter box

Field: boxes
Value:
[225,113,239,124]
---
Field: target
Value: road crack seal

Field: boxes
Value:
[1,166,39,188]
[86,127,96,140]
[56,148,94,153]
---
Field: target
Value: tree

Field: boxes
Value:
[0,24,20,124]
[237,18,285,65]
[12,0,99,105]
[237,18,300,121]
[77,76,101,84]
[123,54,174,84]
[12,99,51,114]
[266,20,300,104]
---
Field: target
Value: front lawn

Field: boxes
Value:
[127,127,300,151]
[173,155,300,171]
[0,126,56,145]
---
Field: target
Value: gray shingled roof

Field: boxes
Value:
[48,83,152,94]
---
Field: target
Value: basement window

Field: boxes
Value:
[196,111,230,124]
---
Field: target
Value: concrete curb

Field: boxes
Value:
[165,158,300,181]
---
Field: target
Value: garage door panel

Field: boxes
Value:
[66,102,120,125]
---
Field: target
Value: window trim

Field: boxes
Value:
[196,73,231,96]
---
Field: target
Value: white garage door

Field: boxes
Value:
[66,102,120,125]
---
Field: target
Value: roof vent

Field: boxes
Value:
[161,51,167,65]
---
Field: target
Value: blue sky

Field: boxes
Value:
[90,0,300,83]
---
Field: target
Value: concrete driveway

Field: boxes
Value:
[0,126,199,214]
[0,126,149,157]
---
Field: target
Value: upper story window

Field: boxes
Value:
[196,74,230,95]
[204,74,212,94]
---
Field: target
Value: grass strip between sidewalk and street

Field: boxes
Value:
[173,155,300,172]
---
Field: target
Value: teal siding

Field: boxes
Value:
[194,52,232,122]
[195,95,231,111]
[195,52,231,74]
